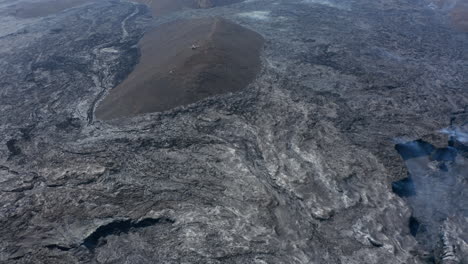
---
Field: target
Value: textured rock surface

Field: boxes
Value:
[0,0,467,263]
[0,0,95,18]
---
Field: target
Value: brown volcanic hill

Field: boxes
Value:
[450,1,468,31]
[95,17,264,121]
[133,0,243,16]
[430,0,468,32]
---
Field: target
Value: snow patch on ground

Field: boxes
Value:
[238,11,271,20]
[302,0,350,10]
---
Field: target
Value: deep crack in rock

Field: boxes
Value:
[82,217,175,250]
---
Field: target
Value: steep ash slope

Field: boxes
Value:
[96,17,264,120]
[0,0,467,263]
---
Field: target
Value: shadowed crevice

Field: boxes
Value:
[392,177,416,197]
[82,217,175,250]
[6,139,21,156]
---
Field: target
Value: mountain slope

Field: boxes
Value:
[95,17,264,120]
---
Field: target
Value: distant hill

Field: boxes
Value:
[430,0,468,31]
[133,0,244,16]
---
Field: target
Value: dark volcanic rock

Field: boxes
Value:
[2,0,95,18]
[0,0,467,263]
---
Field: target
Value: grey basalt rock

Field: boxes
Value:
[0,0,467,263]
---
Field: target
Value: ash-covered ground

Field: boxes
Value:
[0,0,467,263]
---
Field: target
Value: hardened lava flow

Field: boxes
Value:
[0,0,467,263]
